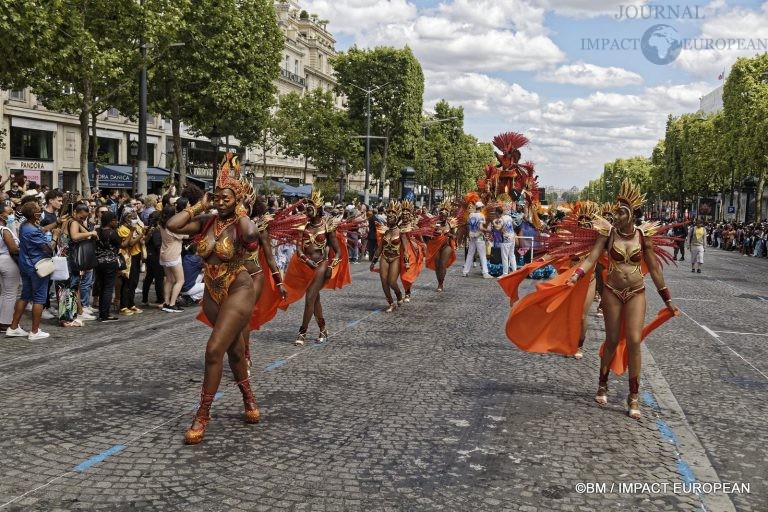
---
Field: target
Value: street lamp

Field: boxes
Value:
[209,126,221,189]
[129,140,139,196]
[338,158,347,202]
[346,81,390,205]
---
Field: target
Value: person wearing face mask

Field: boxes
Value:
[117,209,144,315]
[7,179,24,207]
[0,205,21,330]
[6,201,54,340]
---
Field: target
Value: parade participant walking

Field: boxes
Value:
[167,153,262,444]
[568,180,678,419]
[494,206,519,275]
[398,200,426,303]
[281,191,348,346]
[370,201,409,312]
[462,201,491,278]
[687,218,706,273]
[425,201,457,292]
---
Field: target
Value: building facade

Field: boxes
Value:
[3,0,363,198]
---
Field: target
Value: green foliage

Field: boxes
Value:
[332,46,425,182]
[274,89,360,180]
[150,0,282,148]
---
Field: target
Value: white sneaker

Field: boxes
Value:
[482,273,493,279]
[82,306,95,316]
[462,273,468,277]
[473,262,478,268]
[25,303,32,312]
[28,329,50,340]
[41,310,55,320]
[6,326,29,337]
[79,313,97,321]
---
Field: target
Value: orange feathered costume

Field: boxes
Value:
[279,232,351,310]
[425,235,455,270]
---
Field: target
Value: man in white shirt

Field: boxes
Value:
[496,206,519,274]
[462,201,492,278]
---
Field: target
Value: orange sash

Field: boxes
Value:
[599,307,678,375]
[425,235,456,270]
[400,237,424,287]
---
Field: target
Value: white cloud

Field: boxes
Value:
[424,71,540,116]
[536,62,643,87]
[534,0,647,19]
[674,3,768,78]
[299,0,418,36]
[436,0,547,34]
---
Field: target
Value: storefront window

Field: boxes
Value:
[89,137,119,164]
[147,143,156,167]
[10,128,53,160]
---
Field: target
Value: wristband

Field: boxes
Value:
[271,271,282,285]
[574,267,586,280]
[657,286,672,303]
[184,202,205,217]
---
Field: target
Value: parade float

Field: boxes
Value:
[460,131,554,277]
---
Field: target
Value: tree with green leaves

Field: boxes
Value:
[274,89,360,185]
[722,53,768,222]
[149,0,282,186]
[332,46,424,198]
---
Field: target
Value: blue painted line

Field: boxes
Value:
[677,459,697,485]
[311,342,326,349]
[347,319,361,328]
[265,359,286,371]
[73,444,125,473]
[642,391,662,412]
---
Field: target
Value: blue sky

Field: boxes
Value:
[302,0,768,189]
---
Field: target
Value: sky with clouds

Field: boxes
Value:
[300,0,768,190]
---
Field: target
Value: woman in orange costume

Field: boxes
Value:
[370,201,409,312]
[398,200,425,303]
[572,201,600,360]
[282,191,346,346]
[425,201,457,292]
[567,180,678,419]
[167,153,262,444]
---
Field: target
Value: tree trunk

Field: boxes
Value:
[90,110,99,193]
[79,89,92,197]
[172,96,183,187]
[755,175,765,222]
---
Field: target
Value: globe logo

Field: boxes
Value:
[641,24,682,65]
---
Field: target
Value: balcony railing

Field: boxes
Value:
[280,68,306,86]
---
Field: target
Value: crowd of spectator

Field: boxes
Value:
[0,173,428,341]
[704,220,768,257]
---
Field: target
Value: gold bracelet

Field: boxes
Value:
[184,203,205,217]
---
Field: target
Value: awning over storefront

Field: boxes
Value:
[263,179,312,197]
[88,163,207,190]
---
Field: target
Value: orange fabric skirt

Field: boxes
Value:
[599,307,678,375]
[279,232,351,310]
[425,235,455,271]
[400,238,424,288]
[504,265,595,355]
[497,258,554,305]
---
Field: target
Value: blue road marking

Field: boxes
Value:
[347,319,361,328]
[265,359,286,371]
[73,445,125,473]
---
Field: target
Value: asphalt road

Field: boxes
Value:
[0,247,765,511]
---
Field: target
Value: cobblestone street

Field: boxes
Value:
[0,250,765,511]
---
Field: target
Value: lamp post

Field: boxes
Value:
[209,126,221,190]
[346,81,390,205]
[129,140,139,196]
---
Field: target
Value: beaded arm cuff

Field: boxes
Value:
[574,267,586,280]
[657,286,672,303]
[184,202,205,217]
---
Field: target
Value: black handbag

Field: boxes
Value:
[72,239,97,271]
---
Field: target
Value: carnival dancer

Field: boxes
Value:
[594,203,617,317]
[398,200,427,303]
[571,201,600,360]
[241,199,306,367]
[425,200,458,292]
[567,180,678,419]
[370,201,409,312]
[167,153,262,444]
[281,191,349,346]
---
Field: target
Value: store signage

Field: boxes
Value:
[6,160,54,171]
